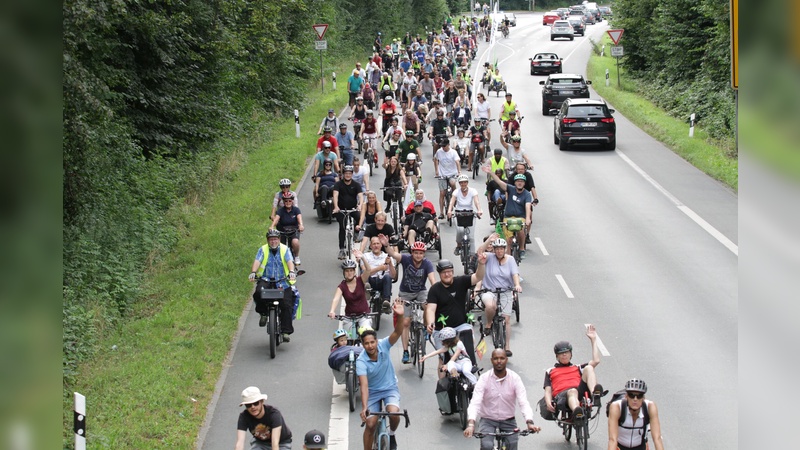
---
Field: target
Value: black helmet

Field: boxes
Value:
[341,259,358,270]
[436,259,455,272]
[553,341,572,354]
[266,229,281,239]
[494,148,503,155]
[625,379,648,394]
[440,137,450,146]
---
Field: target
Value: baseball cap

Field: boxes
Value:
[414,200,423,206]
[304,429,326,448]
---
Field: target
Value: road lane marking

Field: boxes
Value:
[327,379,350,450]
[555,274,574,298]
[584,323,611,356]
[615,150,738,256]
[535,237,549,255]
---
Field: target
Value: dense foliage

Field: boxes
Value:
[611,0,735,146]
[63,0,449,383]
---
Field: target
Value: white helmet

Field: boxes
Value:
[492,238,507,247]
[457,174,469,183]
[439,327,457,340]
[407,153,417,161]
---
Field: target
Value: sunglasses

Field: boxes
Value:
[245,401,261,408]
[627,392,644,399]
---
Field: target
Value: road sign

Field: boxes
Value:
[611,46,624,57]
[315,40,327,50]
[607,29,624,45]
[312,24,328,40]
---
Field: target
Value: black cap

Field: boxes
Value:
[304,429,326,448]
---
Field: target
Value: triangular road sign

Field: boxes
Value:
[607,29,624,45]
[313,24,328,40]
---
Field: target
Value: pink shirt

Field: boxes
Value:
[467,368,534,422]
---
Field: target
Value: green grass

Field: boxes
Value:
[586,36,738,191]
[63,59,358,448]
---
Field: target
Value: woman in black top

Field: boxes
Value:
[383,156,405,212]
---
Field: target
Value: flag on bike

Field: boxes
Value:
[475,336,487,360]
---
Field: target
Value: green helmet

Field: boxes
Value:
[514,174,526,182]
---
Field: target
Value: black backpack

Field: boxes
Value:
[606,389,650,428]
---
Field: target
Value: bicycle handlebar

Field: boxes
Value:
[333,313,379,322]
[473,429,533,438]
[363,409,411,428]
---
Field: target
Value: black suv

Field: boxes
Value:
[539,74,592,115]
[552,98,616,150]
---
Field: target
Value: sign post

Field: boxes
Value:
[313,24,329,92]
[607,29,625,89]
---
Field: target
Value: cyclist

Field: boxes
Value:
[270,178,298,221]
[402,200,437,246]
[447,175,482,256]
[499,134,532,171]
[328,252,375,331]
[483,168,532,258]
[357,300,406,450]
[425,257,486,370]
[419,71,436,100]
[316,126,340,154]
[542,326,605,426]
[314,160,338,212]
[464,348,541,446]
[383,117,403,144]
[380,95,399,135]
[428,109,451,157]
[359,110,380,161]
[498,92,519,123]
[451,97,472,136]
[350,96,368,122]
[419,326,477,385]
[235,386,293,450]
[348,69,364,107]
[433,137,461,220]
[404,189,436,216]
[328,328,364,382]
[467,117,488,169]
[397,129,421,164]
[502,110,521,137]
[270,192,304,266]
[474,235,520,356]
[486,168,507,224]
[379,235,436,364]
[474,93,491,141]
[248,229,297,340]
[401,110,420,144]
[363,78,377,110]
[357,191,381,242]
[452,127,470,164]
[401,153,421,192]
[312,141,340,177]
[318,108,339,135]
[333,165,364,259]
[383,156,405,209]
[607,379,665,450]
[409,88,428,113]
[490,68,504,94]
[335,123,356,166]
[352,156,370,193]
[362,235,397,312]
[361,210,397,252]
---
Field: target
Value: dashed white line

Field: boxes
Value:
[535,237,549,256]
[584,323,611,356]
[555,274,574,298]
[327,379,350,450]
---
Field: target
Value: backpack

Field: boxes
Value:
[606,389,650,428]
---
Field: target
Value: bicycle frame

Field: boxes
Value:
[362,408,410,450]
[340,208,360,260]
[405,299,428,378]
[473,428,531,449]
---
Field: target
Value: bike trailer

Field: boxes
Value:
[435,377,456,414]
[505,217,524,232]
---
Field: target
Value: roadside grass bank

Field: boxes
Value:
[62,61,355,448]
[587,36,738,191]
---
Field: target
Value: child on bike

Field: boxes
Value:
[328,329,364,370]
[420,327,477,385]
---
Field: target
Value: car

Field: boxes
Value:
[599,6,612,18]
[556,8,570,19]
[569,9,586,19]
[552,98,616,150]
[588,8,602,22]
[529,53,563,75]
[539,73,592,115]
[568,18,585,36]
[550,20,575,41]
[583,10,596,25]
[543,11,561,26]
[503,13,517,26]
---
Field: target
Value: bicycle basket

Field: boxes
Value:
[505,217,523,232]
[455,211,474,227]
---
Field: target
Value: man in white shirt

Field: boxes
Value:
[433,137,461,219]
[447,175,482,257]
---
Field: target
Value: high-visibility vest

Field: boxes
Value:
[257,244,290,278]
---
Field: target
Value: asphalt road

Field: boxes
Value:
[198,12,737,450]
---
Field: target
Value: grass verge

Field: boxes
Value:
[62,60,356,448]
[586,36,738,191]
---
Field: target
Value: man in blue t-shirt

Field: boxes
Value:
[357,300,406,450]
[483,168,533,258]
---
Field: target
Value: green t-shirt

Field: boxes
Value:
[398,140,420,163]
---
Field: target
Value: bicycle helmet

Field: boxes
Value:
[457,127,466,134]
[457,174,469,183]
[323,126,333,133]
[492,238,507,247]
[439,327,457,340]
[505,92,512,97]
[625,379,648,394]
[436,259,454,272]
[385,95,393,100]
[333,329,348,340]
[341,259,358,270]
[281,192,295,200]
[493,148,503,155]
[407,153,416,160]
[410,241,426,252]
[343,165,354,173]
[508,110,516,116]
[279,178,292,187]
[510,135,522,142]
[474,117,482,122]
[266,229,281,239]
[439,137,450,146]
[339,123,347,129]
[405,130,415,136]
[356,96,364,101]
[322,141,332,148]
[366,109,374,115]
[553,341,572,354]
[393,129,402,135]
[514,174,526,182]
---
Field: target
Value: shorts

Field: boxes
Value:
[249,439,291,450]
[438,176,455,191]
[481,290,513,316]
[367,389,401,414]
[398,290,427,317]
[554,381,589,411]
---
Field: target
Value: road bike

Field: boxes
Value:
[365,284,384,331]
[340,208,360,260]
[469,139,485,179]
[362,408,410,450]
[333,312,377,411]
[453,210,476,274]
[473,428,532,450]
[380,186,405,236]
[405,299,429,378]
[352,118,363,154]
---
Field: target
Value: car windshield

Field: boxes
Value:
[552,78,583,85]
[567,105,606,116]
[535,54,558,60]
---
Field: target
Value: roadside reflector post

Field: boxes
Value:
[294,109,300,138]
[605,69,610,87]
[75,392,86,450]
[689,113,696,137]
[601,44,605,57]
[332,72,337,90]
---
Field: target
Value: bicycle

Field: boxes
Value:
[380,186,405,236]
[500,219,526,265]
[365,284,384,331]
[435,175,456,227]
[453,210,476,274]
[469,140,485,179]
[553,390,601,450]
[333,312,378,411]
[363,135,378,176]
[352,118,363,154]
[361,408,410,450]
[405,299,429,378]
[255,274,302,359]
[278,227,299,248]
[340,208,360,261]
[473,428,532,449]
[474,288,517,353]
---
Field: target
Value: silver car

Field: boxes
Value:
[550,20,575,41]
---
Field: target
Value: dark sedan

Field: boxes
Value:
[552,98,616,150]
[529,53,563,75]
[539,74,592,114]
[568,18,585,36]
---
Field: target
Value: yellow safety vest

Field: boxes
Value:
[490,157,508,179]
[501,101,517,120]
[257,244,291,279]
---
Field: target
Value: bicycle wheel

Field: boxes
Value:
[576,421,588,450]
[513,294,520,323]
[378,433,390,450]
[347,369,357,412]
[371,295,382,331]
[563,422,572,441]
[491,316,505,350]
[268,309,277,359]
[366,150,374,176]
[410,328,418,366]
[458,385,470,429]
[416,326,426,378]
[512,243,521,264]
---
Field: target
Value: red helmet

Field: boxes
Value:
[411,241,426,252]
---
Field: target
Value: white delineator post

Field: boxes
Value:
[75,392,86,450]
[605,69,610,87]
[689,113,695,137]
[295,109,300,138]
[332,72,337,90]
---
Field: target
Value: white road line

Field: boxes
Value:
[327,379,350,450]
[535,237,549,255]
[615,150,739,256]
[584,323,611,356]
[555,274,574,298]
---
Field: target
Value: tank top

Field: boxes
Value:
[615,399,652,448]
[338,278,369,315]
[363,118,378,134]
[363,203,378,225]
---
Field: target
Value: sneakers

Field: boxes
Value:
[454,246,461,256]
[389,435,397,450]
[572,406,585,424]
[593,383,606,407]
[281,333,291,343]
[337,249,346,260]
[320,200,327,209]
[438,214,445,220]
[259,314,268,327]
[505,349,513,357]
[482,327,491,337]
[294,257,302,266]
[382,299,391,314]
[519,250,526,259]
[402,350,410,364]
[525,234,532,244]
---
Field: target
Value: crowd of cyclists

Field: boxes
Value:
[240,8,665,450]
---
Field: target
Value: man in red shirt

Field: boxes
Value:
[316,127,339,154]
[542,324,606,424]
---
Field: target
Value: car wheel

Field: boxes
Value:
[559,138,569,151]
[570,37,574,41]
[604,139,616,150]
[531,69,535,75]
[550,36,555,41]
[542,105,549,115]
[554,133,560,145]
